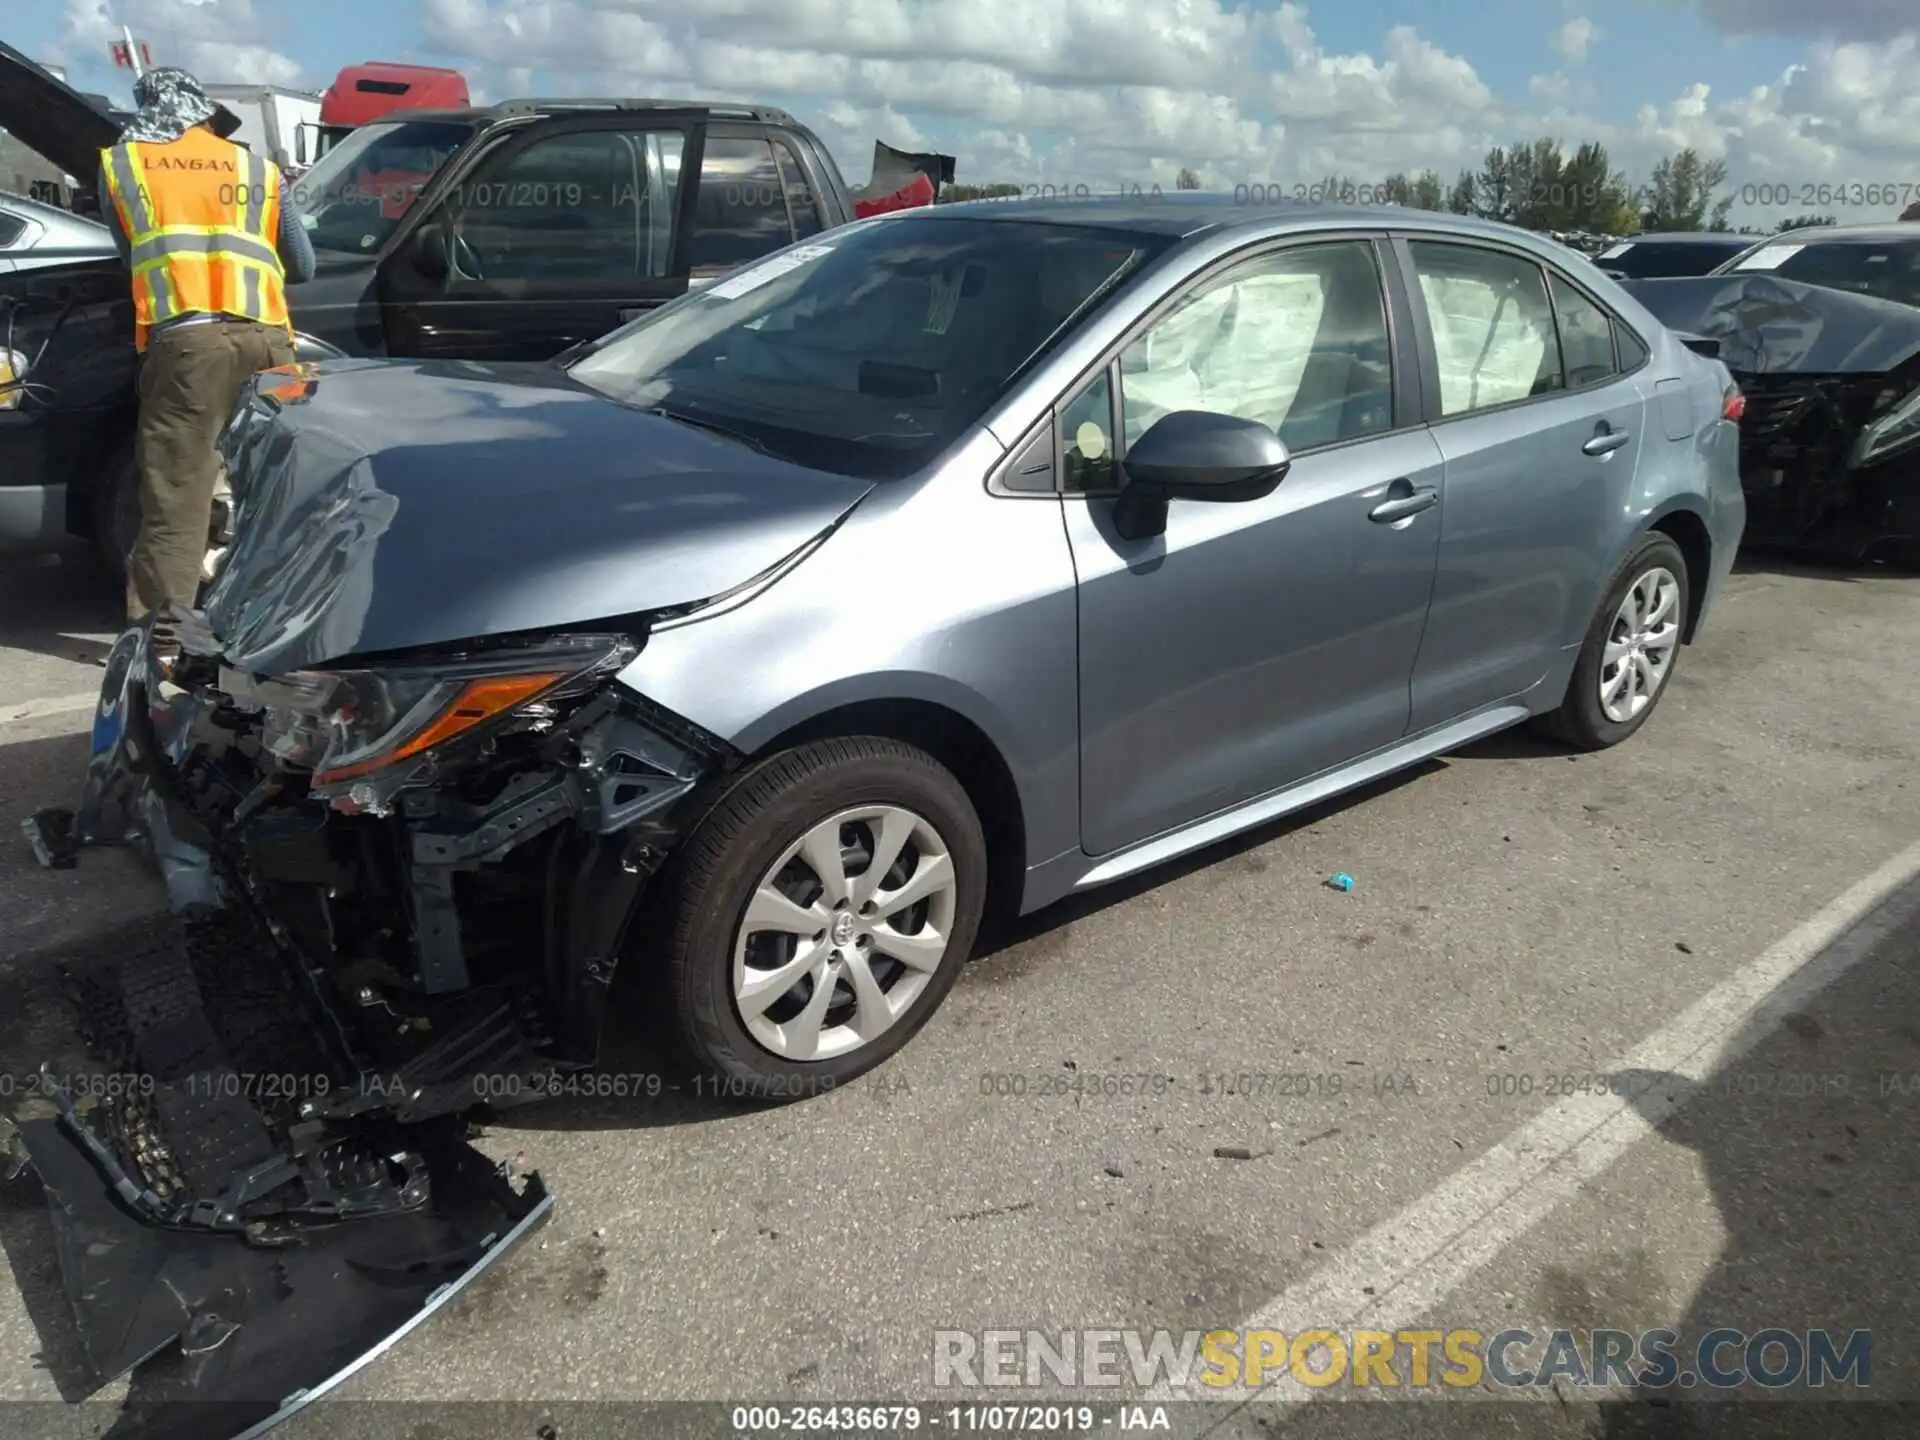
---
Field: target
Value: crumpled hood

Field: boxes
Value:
[1623,275,1920,375]
[203,358,874,675]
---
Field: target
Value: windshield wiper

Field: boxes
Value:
[644,406,779,459]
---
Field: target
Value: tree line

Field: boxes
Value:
[945,140,1869,236]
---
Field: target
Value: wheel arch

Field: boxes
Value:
[1644,501,1713,643]
[736,687,1032,928]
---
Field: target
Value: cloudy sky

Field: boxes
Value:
[19,0,1920,224]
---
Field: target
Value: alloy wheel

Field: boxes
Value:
[1598,565,1680,724]
[732,805,958,1061]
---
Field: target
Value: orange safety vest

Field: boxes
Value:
[99,127,293,352]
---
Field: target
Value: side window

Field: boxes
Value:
[448,130,679,284]
[1407,242,1562,416]
[687,136,795,277]
[1116,240,1393,456]
[1059,368,1118,493]
[772,140,824,240]
[1615,322,1650,371]
[0,212,27,248]
[1547,273,1618,388]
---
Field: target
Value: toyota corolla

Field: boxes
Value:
[19,196,1744,1432]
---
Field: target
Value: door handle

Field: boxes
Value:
[1583,425,1631,456]
[1368,485,1438,524]
[618,306,650,322]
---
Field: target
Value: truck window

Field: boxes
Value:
[771,140,824,239]
[687,136,796,277]
[292,119,474,254]
[446,129,684,285]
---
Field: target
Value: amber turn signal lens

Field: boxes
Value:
[314,671,563,784]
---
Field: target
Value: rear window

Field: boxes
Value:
[1723,238,1920,307]
[567,216,1169,480]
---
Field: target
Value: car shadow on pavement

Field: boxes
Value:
[1578,879,1920,1438]
[1730,552,1904,584]
[0,550,121,671]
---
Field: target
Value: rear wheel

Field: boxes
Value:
[1534,533,1690,750]
[653,737,988,1097]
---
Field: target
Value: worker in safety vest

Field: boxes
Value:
[97,67,316,627]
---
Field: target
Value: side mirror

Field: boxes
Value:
[408,222,450,280]
[1111,411,1289,541]
[295,126,308,166]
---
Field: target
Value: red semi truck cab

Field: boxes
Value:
[315,62,469,157]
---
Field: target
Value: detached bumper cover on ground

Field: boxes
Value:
[11,608,732,1436]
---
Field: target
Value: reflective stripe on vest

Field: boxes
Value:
[102,132,291,350]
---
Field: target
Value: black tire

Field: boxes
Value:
[653,736,988,1097]
[1534,532,1691,751]
[91,443,140,586]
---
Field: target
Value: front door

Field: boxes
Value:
[379,119,696,360]
[1063,238,1446,857]
[1392,238,1651,730]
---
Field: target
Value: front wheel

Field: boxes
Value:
[1534,533,1690,750]
[653,737,988,1096]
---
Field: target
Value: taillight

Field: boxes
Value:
[1722,386,1745,423]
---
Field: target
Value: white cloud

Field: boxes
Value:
[1554,17,1599,65]
[38,0,1920,227]
[55,0,302,87]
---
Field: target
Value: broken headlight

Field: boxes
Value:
[1852,385,1920,466]
[232,633,638,797]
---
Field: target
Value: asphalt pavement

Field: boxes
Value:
[0,542,1916,1440]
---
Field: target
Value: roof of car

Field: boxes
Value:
[379,98,803,127]
[0,188,109,229]
[1741,222,1920,244]
[917,192,1588,249]
[1618,232,1751,244]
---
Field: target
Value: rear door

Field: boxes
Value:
[1391,235,1652,730]
[682,124,822,291]
[379,116,696,360]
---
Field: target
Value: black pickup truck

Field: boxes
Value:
[0,42,895,572]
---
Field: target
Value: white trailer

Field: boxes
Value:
[202,84,325,175]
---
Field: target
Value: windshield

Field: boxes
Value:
[288,119,475,254]
[565,216,1169,479]
[1718,237,1920,307]
[1597,240,1747,278]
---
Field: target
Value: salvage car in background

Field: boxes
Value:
[0,189,116,274]
[0,40,940,572]
[19,196,1745,1432]
[1624,222,1920,565]
[1593,231,1753,280]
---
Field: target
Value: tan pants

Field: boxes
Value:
[127,318,296,622]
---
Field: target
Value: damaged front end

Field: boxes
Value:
[1624,274,1920,564]
[16,605,736,1434]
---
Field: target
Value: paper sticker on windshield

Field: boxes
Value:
[707,244,835,300]
[1735,244,1803,270]
[1596,242,1632,259]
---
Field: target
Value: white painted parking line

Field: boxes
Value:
[1151,834,1920,1404]
[0,692,99,725]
